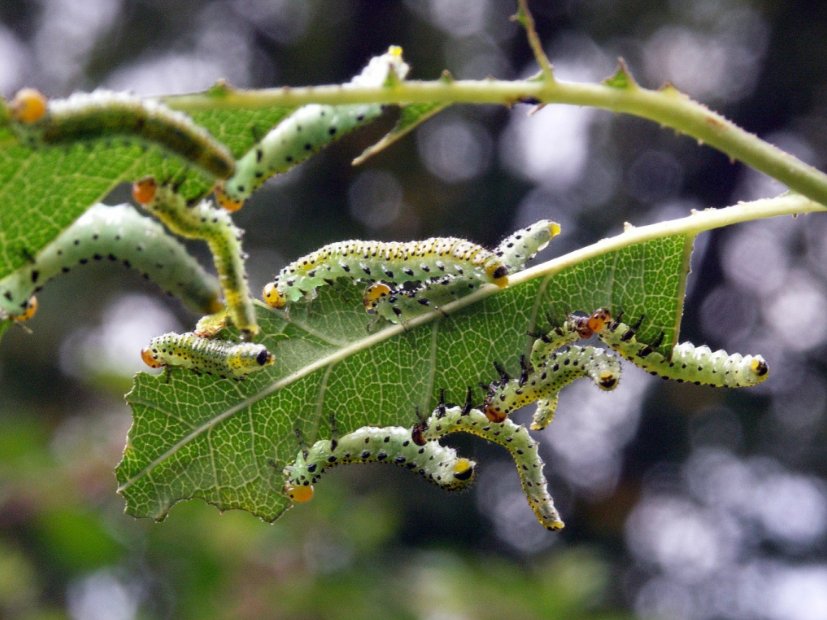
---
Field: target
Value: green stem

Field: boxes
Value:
[164,77,827,207]
[514,192,826,286]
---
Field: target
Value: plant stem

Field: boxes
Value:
[515,193,826,285]
[164,77,827,207]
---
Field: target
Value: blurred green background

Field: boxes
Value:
[1,1,826,618]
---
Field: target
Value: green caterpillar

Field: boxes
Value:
[0,203,222,321]
[132,178,258,338]
[593,309,769,387]
[263,236,509,310]
[141,331,274,378]
[416,397,564,531]
[363,220,561,325]
[282,424,477,504]
[483,346,622,429]
[8,88,234,180]
[214,46,409,211]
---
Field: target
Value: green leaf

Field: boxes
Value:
[116,233,692,521]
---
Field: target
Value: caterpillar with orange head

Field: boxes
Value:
[263,236,509,310]
[8,88,234,180]
[589,308,769,388]
[363,220,561,325]
[141,331,274,379]
[282,424,476,504]
[132,177,258,338]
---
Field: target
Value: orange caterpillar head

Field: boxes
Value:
[140,346,163,368]
[284,483,314,504]
[10,88,48,124]
[132,177,158,206]
[481,403,508,423]
[14,296,38,322]
[213,183,245,213]
[362,282,392,313]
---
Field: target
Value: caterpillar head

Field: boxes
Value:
[262,282,287,309]
[140,346,163,368]
[362,282,392,313]
[214,182,244,213]
[596,369,620,390]
[226,344,275,373]
[132,177,158,206]
[10,88,48,124]
[284,482,314,504]
[14,296,38,322]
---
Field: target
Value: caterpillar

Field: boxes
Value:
[263,236,509,310]
[416,397,564,531]
[282,424,477,504]
[483,346,622,429]
[8,88,234,180]
[0,203,222,321]
[214,46,410,211]
[141,331,274,378]
[132,177,258,338]
[362,220,562,325]
[592,309,769,387]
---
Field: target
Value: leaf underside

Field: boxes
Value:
[118,233,692,521]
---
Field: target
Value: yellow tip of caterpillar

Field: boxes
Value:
[285,483,314,504]
[14,296,38,322]
[751,357,769,378]
[453,458,476,481]
[11,88,48,124]
[548,221,562,238]
[262,282,286,309]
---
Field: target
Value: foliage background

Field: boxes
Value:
[1,1,826,618]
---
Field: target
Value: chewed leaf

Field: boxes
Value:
[116,232,692,521]
[352,102,449,165]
